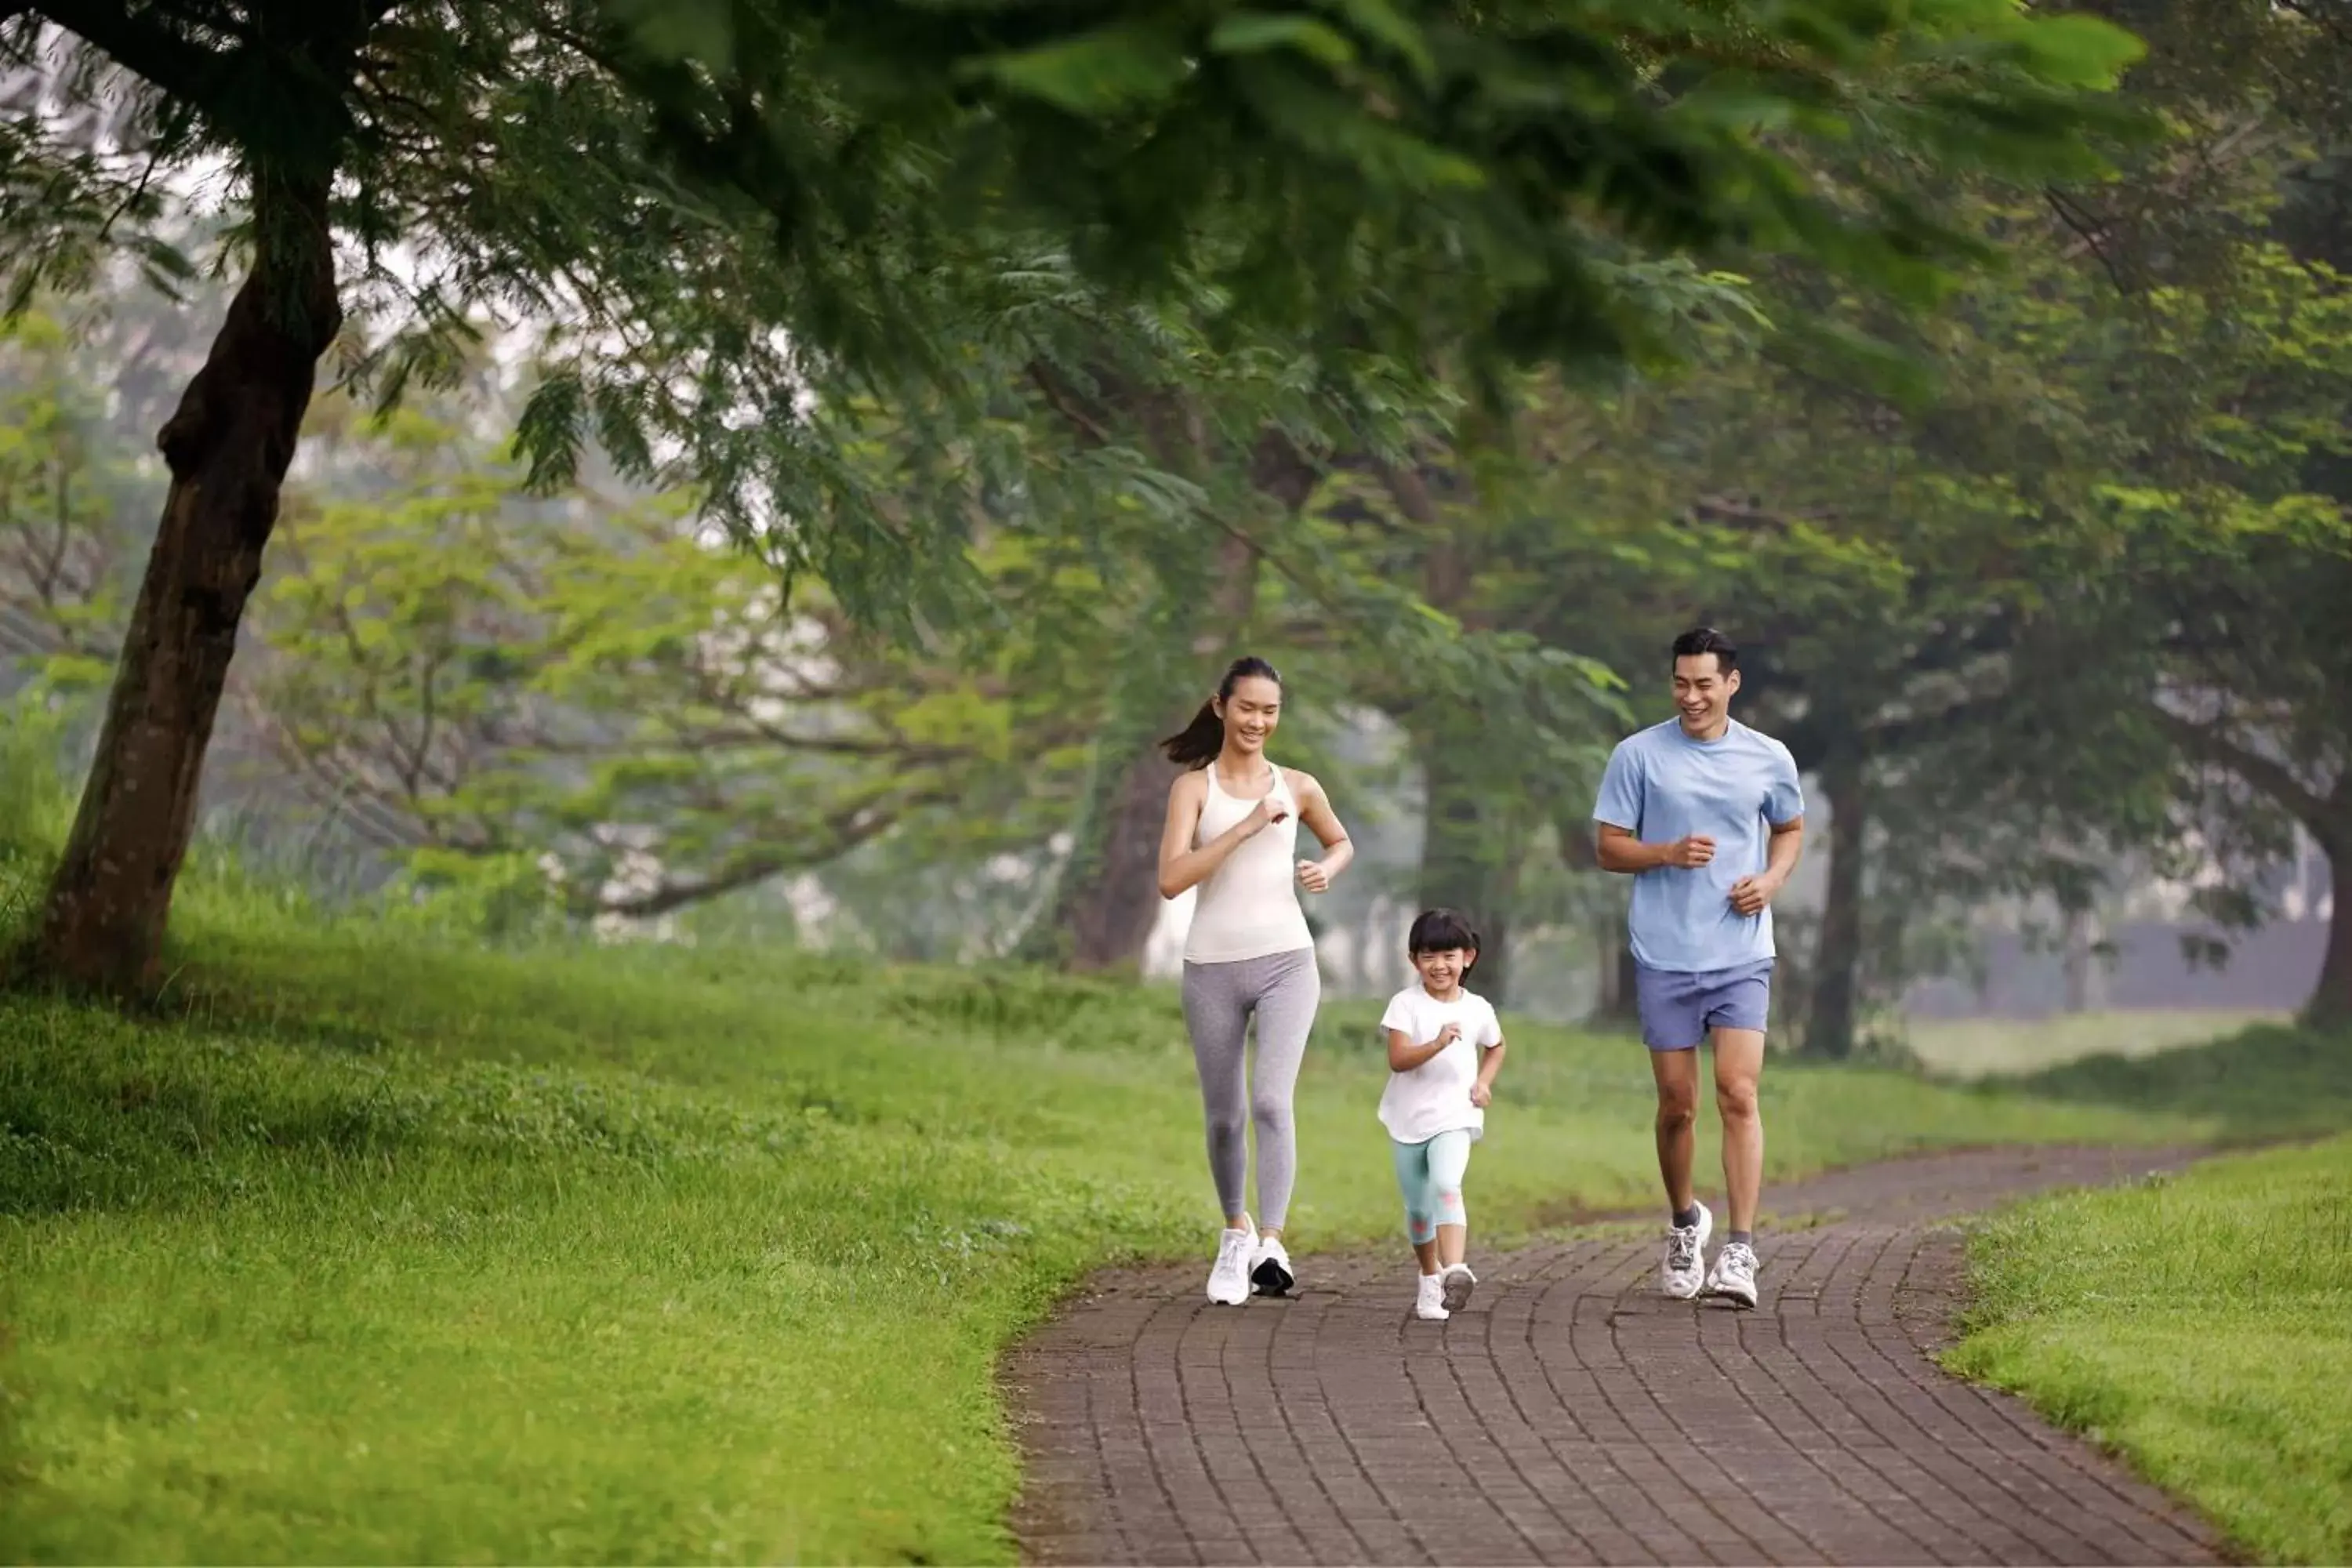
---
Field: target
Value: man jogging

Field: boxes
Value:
[1592,627,1805,1308]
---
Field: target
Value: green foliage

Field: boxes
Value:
[239,397,1051,918]
[0,691,74,920]
[1450,161,2352,1029]
[604,0,2144,397]
[1952,1130,2352,1565]
[0,306,151,682]
[0,0,2147,637]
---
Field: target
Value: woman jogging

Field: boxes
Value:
[1156,655,1353,1306]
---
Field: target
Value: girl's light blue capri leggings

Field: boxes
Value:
[1390,1129,1472,1244]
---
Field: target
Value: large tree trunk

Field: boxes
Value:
[1387,458,1532,999]
[2307,837,2351,1029]
[1805,752,1867,1059]
[1019,426,1309,973]
[1417,724,1522,1004]
[1046,735,1181,971]
[1599,938,1639,1024]
[2060,906,2103,1014]
[1560,815,1637,1025]
[32,172,339,993]
[1022,524,1266,971]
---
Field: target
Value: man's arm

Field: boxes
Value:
[1592,740,1709,873]
[1729,817,1805,916]
[1596,822,1713,874]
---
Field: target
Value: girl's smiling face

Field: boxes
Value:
[1414,947,1474,997]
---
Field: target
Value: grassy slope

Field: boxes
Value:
[0,884,2249,1566]
[1904,1008,2284,1080]
[1951,1128,2352,1565]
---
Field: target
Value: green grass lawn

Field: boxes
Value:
[0,861,2318,1563]
[1904,1007,2282,1079]
[1951,1132,2352,1566]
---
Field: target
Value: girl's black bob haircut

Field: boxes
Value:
[1407,908,1479,956]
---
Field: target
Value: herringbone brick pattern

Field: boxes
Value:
[1009,1145,2219,1566]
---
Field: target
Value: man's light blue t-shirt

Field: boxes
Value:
[1591,719,1806,974]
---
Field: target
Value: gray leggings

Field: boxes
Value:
[1180,948,1321,1230]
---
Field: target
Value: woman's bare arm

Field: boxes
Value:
[1157,772,1278,898]
[1291,771,1354,892]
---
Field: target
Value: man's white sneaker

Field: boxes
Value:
[1662,1200,1713,1300]
[1439,1262,1478,1313]
[1414,1272,1450,1321]
[1705,1240,1760,1308]
[1207,1225,1254,1306]
[1250,1235,1296,1297]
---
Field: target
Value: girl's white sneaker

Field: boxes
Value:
[1414,1272,1450,1320]
[1250,1235,1295,1297]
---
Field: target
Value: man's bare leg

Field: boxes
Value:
[1650,1047,1702,1215]
[1711,1028,1766,1235]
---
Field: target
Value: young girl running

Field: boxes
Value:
[1379,909,1508,1321]
[1157,656,1354,1306]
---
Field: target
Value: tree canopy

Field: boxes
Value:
[0,0,2152,992]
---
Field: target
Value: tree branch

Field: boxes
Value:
[2151,707,2338,837]
[1027,360,1115,448]
[29,1,230,115]
[590,786,956,918]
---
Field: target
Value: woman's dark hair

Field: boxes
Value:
[1407,908,1481,959]
[1160,656,1283,768]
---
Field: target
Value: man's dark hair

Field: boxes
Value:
[1671,626,1738,673]
[1407,907,1480,957]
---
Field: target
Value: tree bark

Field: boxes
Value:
[1023,425,1308,972]
[32,170,340,993]
[2060,906,2100,1014]
[1561,815,1637,1025]
[1054,739,1181,971]
[1417,724,1521,1004]
[1024,523,1265,971]
[1600,938,1639,1023]
[2307,834,2351,1029]
[1806,751,1867,1059]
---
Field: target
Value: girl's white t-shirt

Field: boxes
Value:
[1377,984,1504,1145]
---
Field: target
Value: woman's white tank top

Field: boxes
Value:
[1184,761,1315,965]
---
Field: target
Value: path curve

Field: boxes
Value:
[1007,1145,2221,1566]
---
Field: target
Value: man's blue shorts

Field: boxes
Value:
[1634,959,1775,1051]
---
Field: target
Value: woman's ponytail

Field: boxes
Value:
[1160,701,1225,768]
[1160,655,1282,769]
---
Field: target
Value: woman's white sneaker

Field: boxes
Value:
[1207,1225,1254,1306]
[1414,1273,1450,1320]
[1662,1200,1713,1299]
[1250,1235,1295,1297]
[1705,1240,1760,1308]
[1439,1262,1477,1313]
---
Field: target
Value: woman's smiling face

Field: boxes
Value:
[1216,676,1283,755]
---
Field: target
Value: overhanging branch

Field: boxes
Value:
[590,786,956,918]
[2151,706,2336,833]
[30,1,231,117]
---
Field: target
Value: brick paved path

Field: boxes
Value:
[1008,1145,2221,1566]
